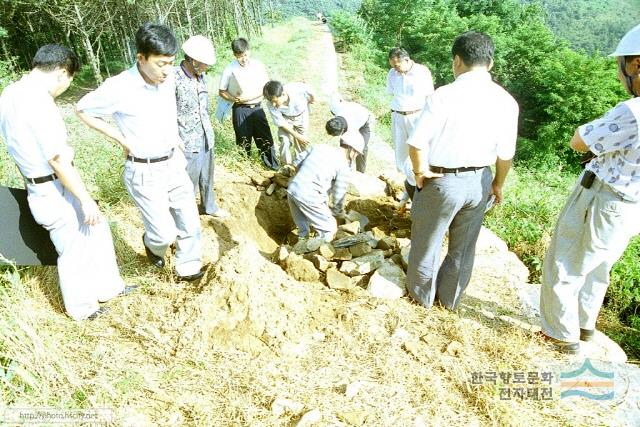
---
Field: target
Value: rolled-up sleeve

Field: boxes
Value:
[33,100,68,161]
[579,103,639,155]
[219,66,231,91]
[76,78,120,117]
[496,98,519,160]
[268,104,287,128]
[406,93,442,150]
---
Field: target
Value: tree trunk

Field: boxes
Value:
[74,4,102,85]
[183,0,194,36]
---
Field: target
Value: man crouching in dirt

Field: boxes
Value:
[286,117,364,243]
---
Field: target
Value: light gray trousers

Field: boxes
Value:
[185,145,219,216]
[407,167,492,309]
[540,173,640,341]
[287,193,337,239]
[27,180,124,319]
[124,153,202,277]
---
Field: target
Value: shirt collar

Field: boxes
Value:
[179,61,202,81]
[454,69,492,83]
[129,63,160,89]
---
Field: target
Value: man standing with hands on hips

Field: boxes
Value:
[406,31,519,311]
[76,23,204,282]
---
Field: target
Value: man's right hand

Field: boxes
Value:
[80,199,102,226]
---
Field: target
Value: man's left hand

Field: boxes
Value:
[415,169,444,189]
[491,183,504,204]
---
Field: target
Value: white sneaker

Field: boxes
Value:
[210,208,230,219]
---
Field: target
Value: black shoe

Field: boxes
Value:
[143,235,165,268]
[580,328,595,342]
[87,306,110,321]
[176,270,205,282]
[537,331,580,355]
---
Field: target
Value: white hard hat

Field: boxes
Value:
[183,35,216,65]
[341,131,365,154]
[610,24,640,57]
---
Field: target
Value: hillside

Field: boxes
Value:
[1,17,639,426]
[524,0,640,53]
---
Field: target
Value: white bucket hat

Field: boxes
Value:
[183,35,216,65]
[610,24,640,57]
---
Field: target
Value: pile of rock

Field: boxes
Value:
[249,169,291,198]
[273,210,411,300]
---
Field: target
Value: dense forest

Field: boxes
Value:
[265,0,361,20]
[524,0,640,54]
[0,0,264,86]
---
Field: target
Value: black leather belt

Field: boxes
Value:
[127,149,174,164]
[430,165,487,174]
[233,103,261,109]
[26,173,57,184]
[391,109,422,115]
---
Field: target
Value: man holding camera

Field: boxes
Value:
[540,24,640,354]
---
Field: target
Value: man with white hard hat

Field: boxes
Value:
[175,35,229,219]
[286,117,363,243]
[539,24,640,354]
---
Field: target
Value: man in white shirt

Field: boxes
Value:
[0,44,129,320]
[406,31,519,311]
[219,38,278,170]
[539,24,640,355]
[287,118,362,243]
[387,47,434,197]
[329,95,373,173]
[76,23,204,282]
[263,80,315,165]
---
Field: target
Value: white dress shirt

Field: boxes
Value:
[331,100,371,130]
[0,74,73,178]
[77,64,180,159]
[267,82,312,127]
[407,70,518,168]
[387,62,434,111]
[219,58,269,104]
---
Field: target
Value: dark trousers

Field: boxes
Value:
[232,105,278,169]
[355,119,371,173]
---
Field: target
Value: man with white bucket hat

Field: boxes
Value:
[175,35,229,219]
[539,24,640,355]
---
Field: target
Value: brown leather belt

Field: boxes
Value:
[26,173,57,184]
[127,148,174,164]
[391,109,422,115]
[430,165,487,174]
